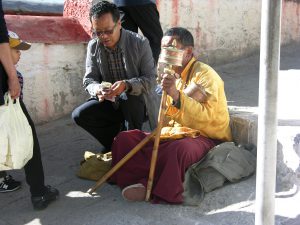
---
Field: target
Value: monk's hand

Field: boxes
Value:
[110,80,126,96]
[161,73,179,101]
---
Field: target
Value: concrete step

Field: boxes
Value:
[230,107,300,193]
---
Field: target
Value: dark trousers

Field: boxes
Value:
[0,171,5,178]
[20,100,45,196]
[0,66,4,105]
[0,100,45,196]
[72,95,145,152]
[118,3,163,64]
[0,64,7,106]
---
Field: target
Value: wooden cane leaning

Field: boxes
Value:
[88,129,157,194]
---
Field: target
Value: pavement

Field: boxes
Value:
[1,43,300,225]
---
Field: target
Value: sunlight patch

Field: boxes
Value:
[25,218,41,225]
[206,200,255,215]
[66,191,101,198]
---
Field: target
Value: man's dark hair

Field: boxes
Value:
[164,27,194,47]
[89,1,120,22]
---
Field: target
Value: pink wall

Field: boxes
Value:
[281,0,300,42]
[63,0,93,37]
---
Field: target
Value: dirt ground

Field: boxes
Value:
[1,43,300,225]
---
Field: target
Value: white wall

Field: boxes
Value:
[158,0,300,65]
[17,43,88,123]
[15,0,300,123]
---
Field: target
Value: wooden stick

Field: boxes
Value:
[145,90,168,201]
[87,129,157,195]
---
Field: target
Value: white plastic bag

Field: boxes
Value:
[0,93,33,170]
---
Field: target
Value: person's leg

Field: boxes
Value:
[119,94,145,130]
[19,100,59,210]
[112,134,216,203]
[0,64,8,105]
[0,66,4,105]
[117,6,139,33]
[19,100,45,196]
[0,171,6,178]
[124,4,163,63]
[110,129,151,187]
[150,136,216,203]
[0,68,21,193]
[72,99,124,151]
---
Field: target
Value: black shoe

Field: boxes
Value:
[0,175,21,193]
[31,185,59,210]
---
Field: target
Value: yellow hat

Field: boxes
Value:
[8,31,31,50]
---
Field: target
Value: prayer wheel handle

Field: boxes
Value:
[145,40,184,201]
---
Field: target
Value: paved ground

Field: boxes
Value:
[1,43,300,225]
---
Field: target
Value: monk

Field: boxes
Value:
[110,27,232,204]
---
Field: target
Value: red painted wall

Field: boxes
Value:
[5,15,90,43]
[63,0,93,37]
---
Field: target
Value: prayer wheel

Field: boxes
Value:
[157,40,184,82]
[158,41,184,67]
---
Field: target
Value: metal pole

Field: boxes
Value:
[255,0,282,224]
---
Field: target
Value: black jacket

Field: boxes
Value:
[0,0,9,105]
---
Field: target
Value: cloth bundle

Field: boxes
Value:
[183,142,256,205]
[77,151,112,181]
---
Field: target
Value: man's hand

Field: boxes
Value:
[8,75,21,99]
[161,73,179,101]
[96,81,126,102]
[96,92,105,102]
[96,87,113,102]
[96,88,105,102]
[110,81,126,96]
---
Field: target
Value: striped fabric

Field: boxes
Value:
[16,70,23,99]
[105,46,127,83]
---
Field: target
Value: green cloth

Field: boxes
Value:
[77,151,112,181]
[183,142,256,206]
